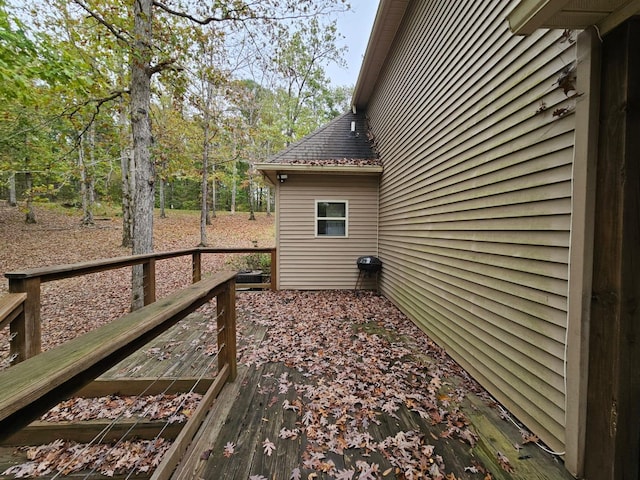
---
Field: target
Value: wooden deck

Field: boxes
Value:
[1,292,574,480]
[175,330,572,480]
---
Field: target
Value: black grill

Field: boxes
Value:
[356,256,382,273]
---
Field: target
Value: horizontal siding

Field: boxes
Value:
[367,0,576,453]
[277,175,379,290]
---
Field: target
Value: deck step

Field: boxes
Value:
[0,418,184,446]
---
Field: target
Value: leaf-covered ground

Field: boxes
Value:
[0,202,274,368]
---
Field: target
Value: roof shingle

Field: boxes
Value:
[267,111,379,166]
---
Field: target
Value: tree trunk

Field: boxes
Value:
[130,0,155,311]
[210,167,216,219]
[79,130,95,226]
[8,172,17,207]
[24,169,36,224]
[231,159,237,214]
[159,175,166,219]
[79,135,89,225]
[88,125,96,223]
[248,165,256,221]
[200,120,209,246]
[231,134,237,216]
[265,141,272,217]
[266,185,271,217]
[203,77,214,224]
[119,96,134,248]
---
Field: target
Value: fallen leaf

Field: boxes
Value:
[497,451,515,473]
[290,467,301,480]
[223,442,235,458]
[262,438,276,457]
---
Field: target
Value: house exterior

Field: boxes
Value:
[257,112,382,290]
[257,2,640,479]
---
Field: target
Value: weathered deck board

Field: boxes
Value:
[0,418,184,446]
[465,394,570,480]
[202,362,276,479]
[171,322,269,480]
[98,311,220,380]
[75,378,214,397]
[0,293,26,332]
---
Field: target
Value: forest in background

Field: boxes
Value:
[0,0,351,234]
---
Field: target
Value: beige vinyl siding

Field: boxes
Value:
[277,174,378,290]
[367,0,575,453]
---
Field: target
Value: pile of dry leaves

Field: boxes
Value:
[40,393,202,423]
[2,392,203,477]
[3,439,171,478]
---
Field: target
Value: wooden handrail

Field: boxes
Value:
[4,247,275,283]
[3,247,276,363]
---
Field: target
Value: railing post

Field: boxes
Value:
[270,248,277,291]
[8,278,41,363]
[192,251,202,283]
[216,279,237,381]
[143,259,156,306]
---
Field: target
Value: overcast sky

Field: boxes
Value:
[326,0,380,87]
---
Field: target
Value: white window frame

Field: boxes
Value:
[315,200,349,237]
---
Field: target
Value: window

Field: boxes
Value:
[315,200,348,237]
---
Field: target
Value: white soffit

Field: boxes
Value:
[509,0,640,35]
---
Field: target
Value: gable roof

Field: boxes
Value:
[256,111,382,184]
[267,111,379,165]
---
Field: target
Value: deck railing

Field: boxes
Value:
[0,270,237,445]
[2,246,276,364]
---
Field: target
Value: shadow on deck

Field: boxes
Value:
[1,291,573,480]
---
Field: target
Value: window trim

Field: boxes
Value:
[315,200,349,238]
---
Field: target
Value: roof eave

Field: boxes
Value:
[255,163,383,185]
[351,0,410,111]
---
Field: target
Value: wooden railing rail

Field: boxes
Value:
[4,247,276,364]
[0,271,238,442]
[0,293,26,332]
[0,293,27,364]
